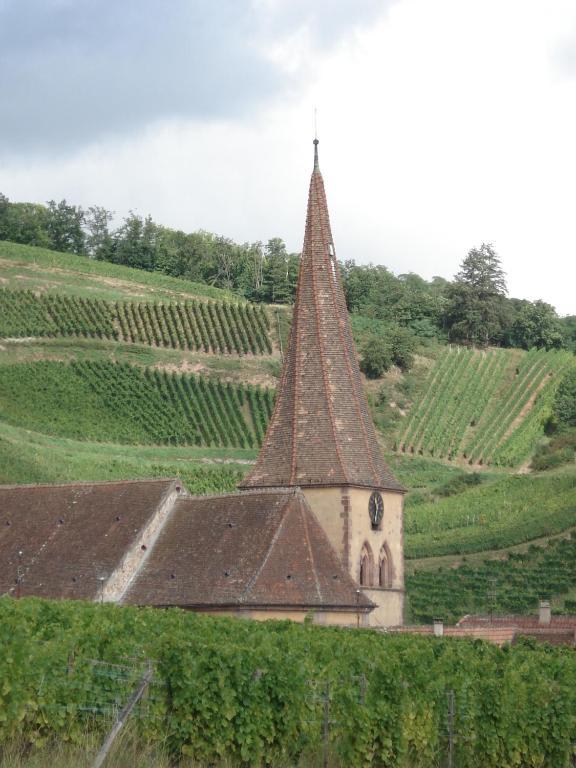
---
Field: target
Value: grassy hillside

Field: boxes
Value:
[0,240,237,302]
[1,241,575,623]
[0,421,248,491]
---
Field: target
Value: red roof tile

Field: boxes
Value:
[240,143,403,492]
[457,614,576,629]
[124,488,373,611]
[0,479,180,600]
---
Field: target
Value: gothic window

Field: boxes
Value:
[359,542,374,587]
[379,543,392,588]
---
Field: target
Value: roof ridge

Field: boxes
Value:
[237,493,294,602]
[176,486,301,502]
[298,494,323,602]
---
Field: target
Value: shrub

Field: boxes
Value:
[360,336,393,378]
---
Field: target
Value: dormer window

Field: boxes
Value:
[328,243,335,257]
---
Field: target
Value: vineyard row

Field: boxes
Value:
[0,288,272,355]
[398,346,574,466]
[0,360,275,449]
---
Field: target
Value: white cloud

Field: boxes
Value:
[1,0,575,314]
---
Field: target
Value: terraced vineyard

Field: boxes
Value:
[407,534,576,623]
[0,288,272,355]
[404,470,576,557]
[0,360,275,448]
[398,346,574,466]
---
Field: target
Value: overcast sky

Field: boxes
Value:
[1,0,575,314]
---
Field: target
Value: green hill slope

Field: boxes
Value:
[398,345,575,467]
[0,240,236,301]
[2,240,575,622]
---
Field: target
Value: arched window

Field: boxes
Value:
[359,542,374,587]
[379,543,393,588]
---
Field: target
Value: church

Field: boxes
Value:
[0,142,405,628]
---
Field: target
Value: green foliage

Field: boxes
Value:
[0,360,274,448]
[360,327,416,379]
[0,289,273,355]
[399,346,575,466]
[509,299,565,350]
[405,469,576,557]
[1,598,576,767]
[0,240,236,302]
[360,336,392,378]
[407,534,576,623]
[552,366,576,429]
[445,243,508,346]
[531,430,576,471]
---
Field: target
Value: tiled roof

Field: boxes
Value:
[240,143,403,492]
[124,488,373,611]
[457,614,576,629]
[0,479,181,600]
[389,625,518,646]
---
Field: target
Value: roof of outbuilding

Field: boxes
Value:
[124,487,373,611]
[240,143,403,493]
[0,478,181,600]
[457,614,576,629]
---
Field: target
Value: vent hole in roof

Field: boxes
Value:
[141,545,147,551]
[227,522,235,528]
[58,518,64,525]
[332,575,339,580]
[286,574,292,580]
[175,485,181,492]
[224,570,231,577]
[71,577,77,582]
[170,573,176,580]
[115,515,121,522]
[5,520,10,526]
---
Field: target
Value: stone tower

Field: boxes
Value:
[240,140,405,626]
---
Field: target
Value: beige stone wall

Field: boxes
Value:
[304,485,405,628]
[362,588,404,627]
[303,487,348,562]
[197,607,369,626]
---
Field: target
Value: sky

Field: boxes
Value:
[1,0,575,315]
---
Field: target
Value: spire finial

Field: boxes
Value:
[313,137,319,170]
[313,107,319,170]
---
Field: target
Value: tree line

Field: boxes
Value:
[0,193,574,353]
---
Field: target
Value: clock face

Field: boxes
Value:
[369,491,384,528]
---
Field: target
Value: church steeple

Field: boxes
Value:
[240,141,402,491]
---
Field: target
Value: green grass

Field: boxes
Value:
[0,240,238,302]
[405,466,576,558]
[0,420,251,491]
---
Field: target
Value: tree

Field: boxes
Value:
[112,213,158,270]
[388,326,417,371]
[85,206,114,260]
[560,316,576,353]
[0,200,52,247]
[553,368,576,429]
[46,199,86,254]
[444,243,508,346]
[360,326,416,378]
[263,238,293,303]
[360,337,393,379]
[510,300,564,350]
